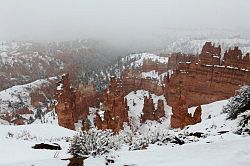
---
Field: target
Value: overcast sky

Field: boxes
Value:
[0,0,250,50]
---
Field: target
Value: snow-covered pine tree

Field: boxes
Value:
[223,85,250,120]
[68,134,84,157]
[222,85,250,135]
[236,110,250,135]
[68,128,121,157]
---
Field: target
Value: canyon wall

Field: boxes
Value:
[142,59,168,74]
[55,42,250,130]
[165,42,250,108]
[121,70,164,96]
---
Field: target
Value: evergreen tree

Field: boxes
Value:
[68,134,84,157]
[68,129,121,157]
[223,85,250,120]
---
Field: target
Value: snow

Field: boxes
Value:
[33,110,59,125]
[125,90,171,127]
[85,137,250,166]
[0,91,249,165]
[0,124,75,165]
[186,100,241,136]
[125,90,169,117]
[0,78,53,114]
[0,118,10,125]
[84,97,250,165]
[124,53,169,68]
[141,70,170,84]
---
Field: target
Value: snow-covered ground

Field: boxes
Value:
[86,136,250,166]
[0,41,63,68]
[84,98,250,166]
[122,53,169,68]
[141,70,172,84]
[126,90,171,128]
[0,78,52,113]
[0,93,249,165]
[0,124,75,166]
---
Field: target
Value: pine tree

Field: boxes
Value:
[68,134,84,157]
[223,85,250,120]
[68,128,121,157]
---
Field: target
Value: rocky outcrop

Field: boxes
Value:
[55,74,76,130]
[142,59,168,74]
[121,70,164,96]
[141,95,155,123]
[12,118,25,125]
[16,107,33,115]
[165,43,250,107]
[167,53,198,70]
[166,42,250,128]
[141,95,165,123]
[55,74,99,130]
[200,42,221,65]
[171,95,201,129]
[155,99,165,120]
[95,76,129,133]
[223,47,250,69]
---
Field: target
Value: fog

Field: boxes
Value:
[1,0,250,51]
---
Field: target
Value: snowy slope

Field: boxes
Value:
[122,53,169,68]
[85,137,250,166]
[0,124,75,165]
[0,78,54,113]
[84,98,250,166]
[125,90,171,128]
[0,94,249,165]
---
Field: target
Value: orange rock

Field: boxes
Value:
[155,99,165,120]
[55,74,99,130]
[141,95,165,123]
[171,95,202,129]
[95,76,129,133]
[16,107,33,115]
[165,43,250,108]
[141,95,155,123]
[121,70,164,96]
[142,59,168,74]
[200,42,221,65]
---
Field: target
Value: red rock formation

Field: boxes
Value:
[167,53,198,70]
[155,99,165,120]
[16,107,33,115]
[165,43,250,107]
[141,95,155,123]
[30,79,56,108]
[0,113,12,122]
[200,42,221,65]
[141,95,165,123]
[12,119,25,125]
[121,70,164,96]
[96,76,129,133]
[142,59,168,74]
[171,95,202,129]
[55,74,100,130]
[164,42,250,128]
[55,74,76,130]
[223,47,250,69]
